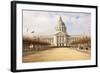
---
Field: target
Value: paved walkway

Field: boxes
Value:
[22,48,91,63]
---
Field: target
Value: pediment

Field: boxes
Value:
[54,31,67,35]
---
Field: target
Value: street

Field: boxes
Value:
[22,47,91,63]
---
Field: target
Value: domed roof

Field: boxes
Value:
[56,16,67,33]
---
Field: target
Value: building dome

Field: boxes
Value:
[56,16,67,33]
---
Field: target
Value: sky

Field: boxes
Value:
[23,10,91,36]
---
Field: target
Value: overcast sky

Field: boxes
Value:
[23,10,91,36]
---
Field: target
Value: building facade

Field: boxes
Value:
[53,16,68,47]
[33,16,91,48]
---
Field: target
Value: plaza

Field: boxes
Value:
[23,47,90,63]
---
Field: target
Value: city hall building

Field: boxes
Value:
[32,16,90,47]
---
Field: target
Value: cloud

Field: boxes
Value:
[23,10,91,36]
[23,11,55,35]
